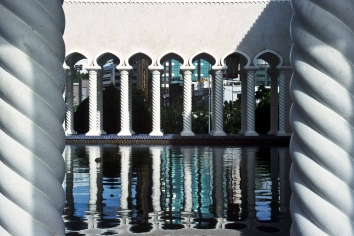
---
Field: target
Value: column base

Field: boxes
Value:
[100,130,106,135]
[86,130,101,136]
[149,130,163,136]
[118,130,133,136]
[238,129,245,135]
[130,130,135,135]
[276,131,291,136]
[65,130,77,135]
[212,130,227,136]
[181,130,195,136]
[267,129,278,135]
[245,130,259,136]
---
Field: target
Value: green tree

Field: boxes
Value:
[255,85,271,134]
[161,97,183,134]
[223,99,241,134]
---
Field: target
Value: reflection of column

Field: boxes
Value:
[268,69,279,135]
[270,148,279,221]
[213,148,224,218]
[212,66,227,136]
[245,68,258,136]
[117,66,133,136]
[96,148,104,214]
[213,147,224,229]
[64,66,76,135]
[182,147,194,228]
[277,70,289,136]
[150,146,162,213]
[117,146,132,233]
[238,71,247,135]
[180,66,195,136]
[149,66,164,136]
[246,148,256,219]
[64,146,74,217]
[149,146,163,231]
[87,146,100,229]
[97,71,106,135]
[86,67,101,136]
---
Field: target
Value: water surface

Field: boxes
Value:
[63,145,291,235]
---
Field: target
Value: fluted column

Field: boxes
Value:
[86,67,101,136]
[238,71,247,135]
[64,66,77,135]
[117,66,133,136]
[0,1,66,235]
[180,66,195,136]
[212,66,227,136]
[149,66,164,136]
[290,1,354,235]
[244,68,258,136]
[277,69,289,136]
[97,71,106,135]
[268,69,279,135]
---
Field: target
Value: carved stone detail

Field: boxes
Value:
[0,0,66,234]
[118,67,133,136]
[150,67,164,136]
[86,67,101,136]
[180,67,195,136]
[245,68,258,136]
[290,1,354,235]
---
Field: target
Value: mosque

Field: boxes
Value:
[62,0,293,137]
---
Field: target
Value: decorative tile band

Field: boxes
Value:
[64,0,290,4]
[66,134,290,146]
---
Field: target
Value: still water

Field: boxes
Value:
[63,145,292,235]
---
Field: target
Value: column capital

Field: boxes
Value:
[211,65,227,71]
[84,65,101,71]
[180,65,195,71]
[148,65,164,71]
[63,65,70,71]
[116,65,133,71]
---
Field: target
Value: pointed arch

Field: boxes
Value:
[221,50,251,68]
[253,49,284,68]
[188,51,218,66]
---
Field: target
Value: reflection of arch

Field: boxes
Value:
[125,52,153,66]
[189,51,217,66]
[93,51,122,66]
[65,51,89,68]
[221,50,251,68]
[157,51,185,66]
[253,49,283,68]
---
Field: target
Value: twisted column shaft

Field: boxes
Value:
[86,67,100,136]
[212,67,226,136]
[149,67,163,136]
[117,67,133,136]
[97,71,105,135]
[277,70,288,136]
[211,75,216,134]
[180,67,195,136]
[290,1,354,235]
[65,66,76,135]
[245,69,258,136]
[268,70,279,135]
[0,0,66,235]
[239,71,247,135]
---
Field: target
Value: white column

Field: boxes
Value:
[180,66,195,136]
[212,66,227,136]
[149,66,164,136]
[86,67,101,136]
[64,66,77,135]
[117,66,133,136]
[277,69,289,136]
[268,69,279,135]
[129,73,135,135]
[0,1,66,235]
[97,71,106,135]
[290,1,354,235]
[244,68,258,136]
[238,71,247,135]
